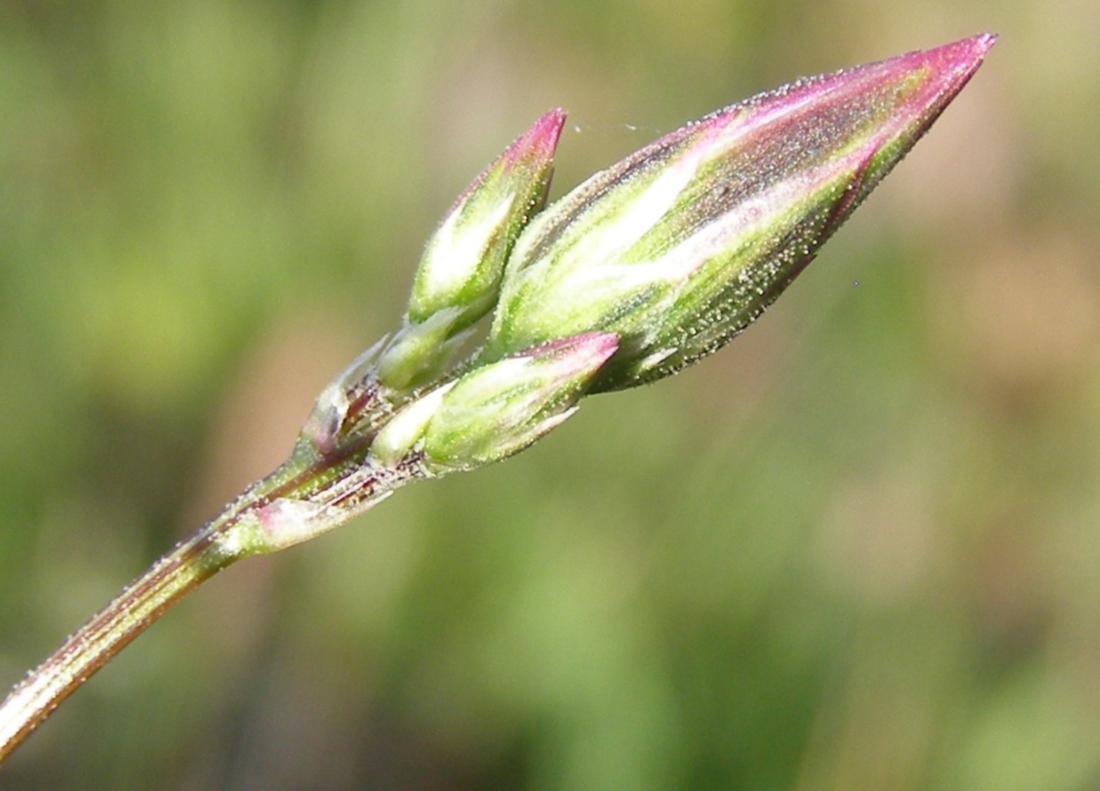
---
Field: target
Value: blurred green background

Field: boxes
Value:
[2,1,1099,788]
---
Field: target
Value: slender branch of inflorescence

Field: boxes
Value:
[0,522,231,762]
[0,439,409,764]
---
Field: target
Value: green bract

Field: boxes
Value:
[302,110,566,451]
[376,109,567,390]
[370,332,619,472]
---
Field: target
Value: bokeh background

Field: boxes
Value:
[2,1,1099,788]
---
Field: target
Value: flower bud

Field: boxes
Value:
[377,109,567,390]
[485,35,996,390]
[406,332,619,472]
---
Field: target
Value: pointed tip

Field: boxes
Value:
[530,107,569,143]
[963,32,999,67]
[505,108,568,165]
[974,31,999,51]
[919,32,998,71]
[541,107,569,131]
[900,33,996,117]
[877,34,994,94]
[816,34,993,153]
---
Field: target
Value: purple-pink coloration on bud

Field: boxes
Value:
[408,108,567,326]
[308,110,569,445]
[498,109,568,176]
[376,108,567,392]
[487,35,996,390]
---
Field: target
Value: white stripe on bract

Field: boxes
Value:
[637,152,862,344]
[530,157,824,329]
[574,146,705,269]
[510,146,708,318]
[420,190,517,300]
[508,139,704,296]
[455,356,533,397]
[445,343,600,412]
[708,84,836,152]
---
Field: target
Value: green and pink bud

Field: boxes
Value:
[485,35,996,390]
[377,109,567,390]
[371,332,619,472]
[304,110,567,452]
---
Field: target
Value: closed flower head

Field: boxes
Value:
[485,35,996,390]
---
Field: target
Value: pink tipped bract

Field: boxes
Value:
[487,35,996,390]
[503,107,567,167]
[408,108,567,326]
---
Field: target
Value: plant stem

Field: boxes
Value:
[0,435,410,765]
[0,521,235,763]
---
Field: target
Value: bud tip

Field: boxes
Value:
[497,108,568,171]
[513,107,567,162]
